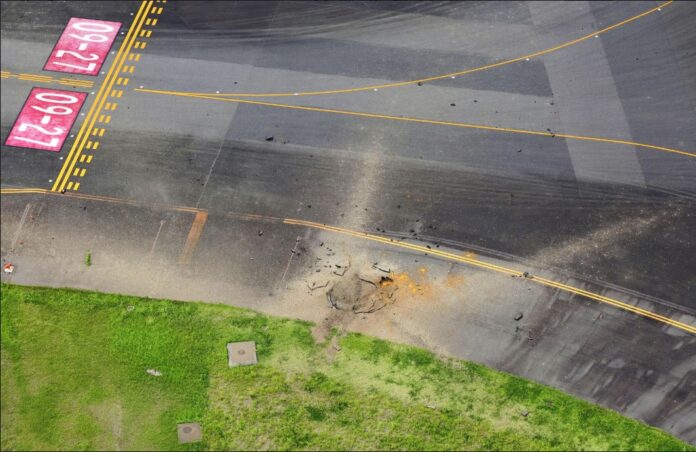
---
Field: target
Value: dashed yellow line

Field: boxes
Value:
[136,89,696,158]
[0,186,693,335]
[152,1,673,99]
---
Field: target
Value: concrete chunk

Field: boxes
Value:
[177,422,202,444]
[227,341,258,367]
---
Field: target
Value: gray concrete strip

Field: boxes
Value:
[529,1,646,187]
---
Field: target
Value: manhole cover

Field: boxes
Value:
[227,341,258,367]
[177,422,202,444]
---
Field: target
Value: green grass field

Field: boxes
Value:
[1,283,692,451]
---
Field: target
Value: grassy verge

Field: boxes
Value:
[1,283,691,450]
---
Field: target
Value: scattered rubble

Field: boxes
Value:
[307,280,329,291]
[372,263,391,273]
[333,266,348,277]
[514,312,523,321]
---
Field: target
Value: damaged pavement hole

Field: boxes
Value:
[326,273,398,314]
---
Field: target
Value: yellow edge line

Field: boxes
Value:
[155,1,673,98]
[1,187,693,335]
[135,89,695,158]
[52,0,151,192]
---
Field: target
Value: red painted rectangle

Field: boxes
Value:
[5,87,88,152]
[44,17,121,76]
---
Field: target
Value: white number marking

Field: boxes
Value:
[73,22,115,33]
[35,92,79,104]
[56,49,99,61]
[78,43,88,51]
[18,123,65,135]
[31,105,74,115]
[52,61,97,72]
[41,115,51,125]
[12,136,60,147]
[68,33,108,43]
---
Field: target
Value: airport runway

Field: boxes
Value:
[2,1,695,442]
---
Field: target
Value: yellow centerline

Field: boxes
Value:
[135,89,695,158]
[1,187,694,335]
[144,1,672,98]
[52,1,152,192]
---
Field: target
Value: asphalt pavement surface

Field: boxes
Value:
[2,0,696,443]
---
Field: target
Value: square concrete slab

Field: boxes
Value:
[177,422,202,444]
[227,341,258,367]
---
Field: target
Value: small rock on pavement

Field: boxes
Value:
[265,135,274,142]
[514,312,523,321]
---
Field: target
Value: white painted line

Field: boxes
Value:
[11,203,32,250]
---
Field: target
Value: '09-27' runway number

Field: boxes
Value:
[4,17,121,153]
